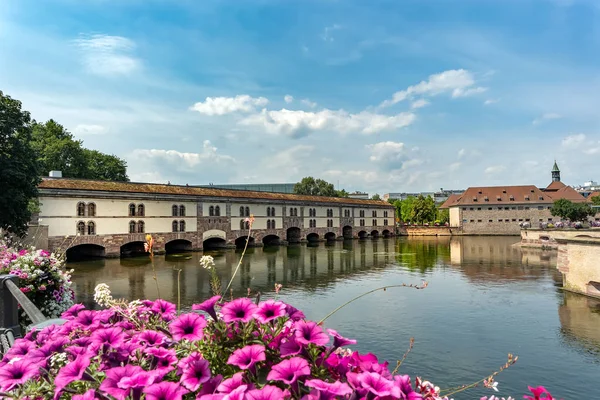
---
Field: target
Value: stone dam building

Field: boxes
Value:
[35,177,395,260]
[440,162,599,235]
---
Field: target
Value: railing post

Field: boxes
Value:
[0,275,22,338]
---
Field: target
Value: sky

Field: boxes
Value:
[1,0,599,195]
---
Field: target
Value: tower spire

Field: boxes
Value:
[551,160,561,182]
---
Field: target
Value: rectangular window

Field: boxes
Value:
[498,219,502,222]
[538,206,544,210]
[488,207,492,210]
[504,207,509,210]
[525,207,530,210]
[518,206,523,210]
[470,219,475,223]
[518,219,523,222]
[477,219,482,223]
[526,219,530,221]
[477,207,481,211]
[505,219,509,222]
[539,219,543,222]
[513,219,517,222]
[498,207,503,210]
[470,207,474,211]
[548,218,553,222]
[489,219,493,222]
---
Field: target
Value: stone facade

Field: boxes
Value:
[556,237,600,299]
[520,228,600,250]
[398,226,453,236]
[458,204,555,235]
[36,179,395,259]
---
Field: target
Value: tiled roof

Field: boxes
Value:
[38,178,393,207]
[544,181,566,192]
[588,191,600,200]
[545,185,589,203]
[439,194,461,209]
[440,185,551,207]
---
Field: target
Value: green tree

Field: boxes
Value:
[412,194,437,224]
[391,199,402,221]
[437,208,450,224]
[84,149,129,181]
[371,193,381,201]
[293,177,338,197]
[335,189,349,198]
[551,199,595,222]
[591,195,600,205]
[31,119,129,181]
[0,91,40,236]
[400,196,416,223]
[31,120,88,178]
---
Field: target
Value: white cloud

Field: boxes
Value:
[380,69,482,108]
[301,99,318,108]
[532,112,562,125]
[452,86,487,98]
[449,162,462,171]
[73,34,140,76]
[484,165,506,174]
[457,148,466,159]
[561,133,586,148]
[321,24,341,42]
[131,140,235,171]
[73,124,106,136]
[410,99,430,109]
[284,95,294,103]
[190,95,269,116]
[584,145,600,155]
[239,108,416,137]
[366,141,421,170]
[484,98,500,105]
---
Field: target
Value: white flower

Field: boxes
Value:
[200,255,215,270]
[8,357,22,365]
[491,382,499,392]
[94,283,113,307]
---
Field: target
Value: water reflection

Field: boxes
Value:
[68,236,600,397]
[559,292,600,359]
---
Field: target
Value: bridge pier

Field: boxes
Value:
[557,237,600,299]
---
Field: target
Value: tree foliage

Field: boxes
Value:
[294,177,339,197]
[335,189,349,198]
[31,120,129,181]
[0,91,40,236]
[371,193,381,201]
[398,195,445,225]
[591,195,600,205]
[550,199,596,222]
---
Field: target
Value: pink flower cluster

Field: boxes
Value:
[0,295,558,400]
[0,241,74,326]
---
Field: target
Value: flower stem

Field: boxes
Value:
[224,226,253,294]
[318,282,427,325]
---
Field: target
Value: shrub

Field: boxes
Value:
[0,240,74,327]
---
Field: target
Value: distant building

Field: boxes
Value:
[574,179,600,197]
[348,191,369,200]
[440,161,596,235]
[384,189,464,204]
[197,183,296,194]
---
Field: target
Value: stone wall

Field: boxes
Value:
[47,221,395,259]
[458,206,554,235]
[520,228,600,249]
[556,237,600,299]
[399,226,453,236]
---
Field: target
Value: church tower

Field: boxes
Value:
[551,160,561,182]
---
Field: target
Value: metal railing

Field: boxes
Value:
[0,275,66,354]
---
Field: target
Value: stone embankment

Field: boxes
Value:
[520,228,600,250]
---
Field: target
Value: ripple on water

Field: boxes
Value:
[69,236,600,398]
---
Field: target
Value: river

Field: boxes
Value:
[69,236,600,399]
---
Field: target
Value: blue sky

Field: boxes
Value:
[1,0,599,195]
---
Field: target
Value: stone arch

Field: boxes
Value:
[370,230,379,238]
[262,234,281,246]
[166,239,193,254]
[235,236,255,249]
[343,225,353,239]
[382,229,391,238]
[66,244,105,262]
[120,241,146,257]
[203,237,227,250]
[286,227,301,244]
[307,232,320,242]
[358,230,368,239]
[324,232,336,241]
